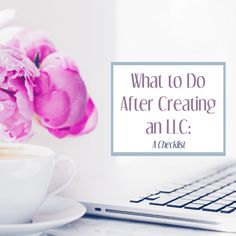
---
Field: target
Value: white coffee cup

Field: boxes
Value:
[0,143,76,224]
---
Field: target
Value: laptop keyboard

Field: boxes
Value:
[130,163,236,214]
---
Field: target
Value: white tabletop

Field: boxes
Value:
[46,216,230,236]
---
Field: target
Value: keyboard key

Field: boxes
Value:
[189,183,207,188]
[221,196,236,202]
[158,192,184,198]
[219,176,235,185]
[150,194,179,206]
[130,197,145,203]
[214,199,233,205]
[214,188,233,195]
[156,184,184,193]
[208,182,226,188]
[218,186,234,193]
[221,207,235,213]
[167,199,192,208]
[185,192,202,198]
[185,203,203,210]
[174,189,192,194]
[202,185,219,191]
[182,185,201,191]
[146,194,159,200]
[228,192,236,197]
[206,192,228,198]
[200,195,220,201]
[228,203,236,208]
[138,190,158,197]
[199,188,215,194]
[188,189,212,198]
[198,178,217,185]
[227,183,236,190]
[203,203,225,212]
[192,200,211,205]
[181,195,200,201]
[219,187,236,194]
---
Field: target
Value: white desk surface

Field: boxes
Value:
[46,216,230,236]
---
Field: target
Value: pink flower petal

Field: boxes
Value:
[7,77,33,119]
[46,97,97,138]
[0,89,17,122]
[7,28,56,65]
[34,89,70,127]
[0,45,37,141]
[70,97,98,135]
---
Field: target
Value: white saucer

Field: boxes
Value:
[0,196,86,236]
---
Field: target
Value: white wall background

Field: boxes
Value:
[115,0,235,156]
[0,0,235,199]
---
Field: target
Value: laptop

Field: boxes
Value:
[79,159,236,232]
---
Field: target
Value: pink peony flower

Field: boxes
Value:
[7,28,56,67]
[34,53,97,138]
[0,45,39,141]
